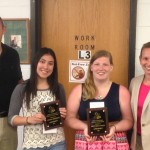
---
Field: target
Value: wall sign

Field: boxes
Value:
[69,60,90,83]
[78,50,91,60]
[3,18,30,64]
[74,35,95,51]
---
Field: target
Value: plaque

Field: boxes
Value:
[40,101,63,130]
[87,107,109,136]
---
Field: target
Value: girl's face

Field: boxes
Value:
[90,56,113,81]
[140,48,150,75]
[37,54,54,79]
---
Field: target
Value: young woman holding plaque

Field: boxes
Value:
[65,50,133,150]
[8,48,67,150]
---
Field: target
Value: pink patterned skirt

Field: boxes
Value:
[75,130,129,150]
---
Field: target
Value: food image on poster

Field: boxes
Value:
[72,66,85,80]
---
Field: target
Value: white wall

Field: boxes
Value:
[0,1,30,150]
[135,0,150,76]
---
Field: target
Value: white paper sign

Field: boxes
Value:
[69,60,90,83]
[90,102,104,108]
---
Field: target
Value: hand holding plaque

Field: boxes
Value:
[87,107,109,136]
[40,101,63,130]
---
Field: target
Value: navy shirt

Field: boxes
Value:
[0,43,22,112]
[78,82,121,122]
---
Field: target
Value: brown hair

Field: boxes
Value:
[140,42,150,58]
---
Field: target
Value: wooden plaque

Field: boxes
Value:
[87,107,109,136]
[40,101,63,130]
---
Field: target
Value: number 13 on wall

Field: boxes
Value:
[78,50,91,60]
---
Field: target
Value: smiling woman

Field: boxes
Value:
[129,42,150,150]
[65,50,133,150]
[8,47,67,150]
[37,53,54,81]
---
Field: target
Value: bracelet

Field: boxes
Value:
[26,117,30,125]
[112,125,116,132]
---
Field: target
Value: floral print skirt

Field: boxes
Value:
[75,130,129,150]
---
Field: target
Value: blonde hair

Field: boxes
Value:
[82,50,113,100]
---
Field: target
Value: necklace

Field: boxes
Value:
[97,95,102,100]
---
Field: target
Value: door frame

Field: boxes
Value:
[30,0,137,84]
[128,0,137,85]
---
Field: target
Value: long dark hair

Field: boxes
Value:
[25,47,60,109]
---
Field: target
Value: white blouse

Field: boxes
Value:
[21,90,65,149]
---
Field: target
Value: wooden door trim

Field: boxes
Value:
[128,0,137,85]
[30,0,41,61]
[30,0,137,84]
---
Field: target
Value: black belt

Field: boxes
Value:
[0,111,8,118]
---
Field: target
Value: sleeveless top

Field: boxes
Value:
[78,82,121,122]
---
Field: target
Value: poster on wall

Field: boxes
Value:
[69,60,90,83]
[3,18,30,64]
